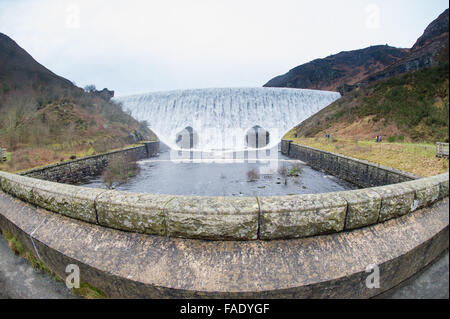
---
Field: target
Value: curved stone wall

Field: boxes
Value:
[0,141,448,298]
[281,140,419,187]
[20,141,159,184]
[0,190,448,298]
[0,168,447,240]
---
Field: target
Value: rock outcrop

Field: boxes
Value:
[340,9,449,93]
[264,45,408,92]
[92,88,114,101]
[264,9,449,95]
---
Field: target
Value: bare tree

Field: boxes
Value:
[247,168,260,182]
[84,84,97,93]
[278,165,289,185]
[102,153,140,189]
[289,163,303,176]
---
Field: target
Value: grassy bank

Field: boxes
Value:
[0,83,156,174]
[0,141,149,174]
[284,133,449,177]
[293,62,449,143]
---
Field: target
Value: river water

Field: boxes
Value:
[84,147,357,196]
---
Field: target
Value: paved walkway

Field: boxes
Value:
[377,250,449,299]
[0,235,78,299]
[0,231,447,299]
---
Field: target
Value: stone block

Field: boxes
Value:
[31,182,102,224]
[402,177,440,210]
[341,188,382,230]
[372,184,416,222]
[96,190,172,235]
[0,171,38,203]
[165,196,259,240]
[428,173,449,200]
[259,193,347,240]
[0,171,101,223]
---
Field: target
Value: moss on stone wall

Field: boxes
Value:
[72,282,107,299]
[2,231,62,282]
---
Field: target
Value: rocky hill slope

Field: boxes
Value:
[0,33,75,95]
[265,9,449,95]
[264,45,408,92]
[0,32,153,172]
[291,62,449,142]
[289,9,449,143]
[341,8,449,93]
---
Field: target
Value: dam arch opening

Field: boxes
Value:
[245,125,270,149]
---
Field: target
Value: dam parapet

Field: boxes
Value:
[0,140,447,241]
[0,139,448,298]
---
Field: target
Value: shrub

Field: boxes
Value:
[247,168,259,182]
[278,165,289,185]
[289,163,303,176]
[388,136,396,143]
[2,83,10,94]
[102,153,140,189]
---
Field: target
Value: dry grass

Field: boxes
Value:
[285,133,449,177]
[0,137,133,173]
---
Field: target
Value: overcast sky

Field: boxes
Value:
[0,0,448,96]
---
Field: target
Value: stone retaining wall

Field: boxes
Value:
[281,140,419,187]
[0,139,447,241]
[0,168,447,240]
[0,189,447,298]
[20,141,159,184]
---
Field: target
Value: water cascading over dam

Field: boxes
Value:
[115,88,340,151]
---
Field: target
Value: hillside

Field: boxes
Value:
[286,8,449,144]
[341,9,449,93]
[263,45,409,92]
[0,33,76,97]
[290,61,449,143]
[0,32,155,172]
[265,9,449,95]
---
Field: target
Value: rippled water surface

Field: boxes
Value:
[84,148,357,196]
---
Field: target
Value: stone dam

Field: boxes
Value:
[114,88,341,151]
[0,139,448,298]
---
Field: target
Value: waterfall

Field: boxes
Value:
[115,87,340,151]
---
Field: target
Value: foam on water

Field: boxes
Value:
[115,87,340,151]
